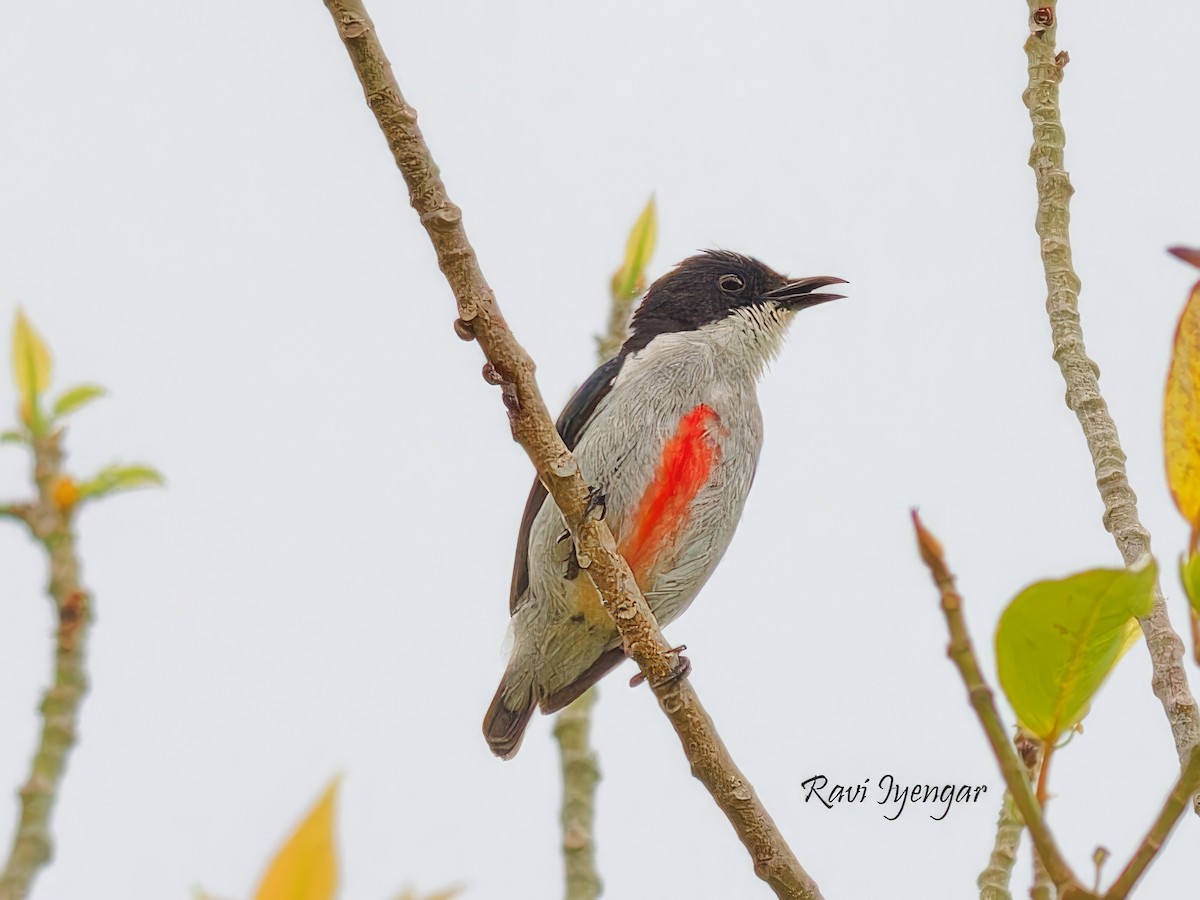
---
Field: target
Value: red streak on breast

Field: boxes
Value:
[620,404,721,582]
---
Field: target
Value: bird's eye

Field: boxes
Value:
[719,273,746,294]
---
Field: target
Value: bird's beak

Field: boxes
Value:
[760,275,848,309]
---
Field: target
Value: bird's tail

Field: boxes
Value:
[483,668,536,760]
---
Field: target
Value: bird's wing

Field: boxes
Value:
[508,355,624,613]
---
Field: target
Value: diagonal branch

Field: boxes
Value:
[1021,0,1200,808]
[0,433,93,900]
[912,512,1092,900]
[320,3,823,897]
[1101,746,1200,899]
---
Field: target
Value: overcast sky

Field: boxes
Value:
[2,2,1199,898]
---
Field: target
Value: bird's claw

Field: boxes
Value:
[584,485,607,521]
[629,645,690,688]
[559,487,604,580]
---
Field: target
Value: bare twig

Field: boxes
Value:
[320,3,823,897]
[912,512,1092,900]
[0,433,93,900]
[554,690,602,900]
[1021,0,1200,808]
[0,503,31,523]
[1101,747,1200,898]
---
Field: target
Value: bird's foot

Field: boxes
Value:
[629,645,690,688]
[584,485,607,521]
[558,487,605,580]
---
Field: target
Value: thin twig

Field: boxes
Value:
[1021,736,1056,900]
[320,4,823,897]
[1021,0,1200,809]
[1025,737,1055,900]
[912,512,1093,900]
[0,433,93,900]
[1101,747,1200,898]
[554,690,602,900]
[0,503,32,523]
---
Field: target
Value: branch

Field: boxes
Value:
[320,3,823,897]
[0,502,32,524]
[0,433,93,900]
[977,790,1021,900]
[554,690,602,900]
[1021,0,1200,806]
[912,513,1092,900]
[1101,746,1200,898]
[550,254,641,900]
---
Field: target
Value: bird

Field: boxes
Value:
[483,250,845,759]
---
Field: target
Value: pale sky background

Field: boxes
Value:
[2,2,1199,898]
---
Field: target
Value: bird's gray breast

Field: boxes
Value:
[524,329,764,629]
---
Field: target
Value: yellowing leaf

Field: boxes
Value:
[52,383,108,419]
[1166,247,1200,550]
[995,561,1157,743]
[11,309,52,432]
[254,778,341,900]
[611,195,657,299]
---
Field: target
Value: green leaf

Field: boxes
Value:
[77,463,165,501]
[995,560,1157,743]
[1181,553,1200,617]
[52,383,107,418]
[11,309,53,434]
[1,429,25,445]
[610,195,658,299]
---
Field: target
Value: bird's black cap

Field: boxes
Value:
[623,250,845,354]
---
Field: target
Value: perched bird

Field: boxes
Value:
[484,250,845,759]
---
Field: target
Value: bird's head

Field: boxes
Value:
[622,250,845,374]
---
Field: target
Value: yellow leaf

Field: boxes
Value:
[11,309,53,429]
[254,778,341,900]
[611,195,658,299]
[1165,247,1200,550]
